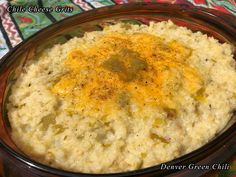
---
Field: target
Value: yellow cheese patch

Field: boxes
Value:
[51,33,203,115]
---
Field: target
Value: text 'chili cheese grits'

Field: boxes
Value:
[7,21,236,173]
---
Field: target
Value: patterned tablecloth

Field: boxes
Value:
[0,0,235,59]
[0,0,235,177]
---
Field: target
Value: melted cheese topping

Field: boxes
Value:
[52,33,203,115]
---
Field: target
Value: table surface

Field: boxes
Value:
[0,0,236,177]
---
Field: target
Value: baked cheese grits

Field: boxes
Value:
[7,21,236,173]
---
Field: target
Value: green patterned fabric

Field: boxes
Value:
[10,0,53,38]
[41,0,83,21]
